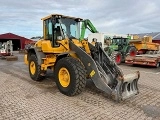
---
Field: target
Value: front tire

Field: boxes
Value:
[55,57,86,96]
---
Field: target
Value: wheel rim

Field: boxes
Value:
[130,51,136,56]
[30,61,36,75]
[116,54,121,63]
[58,67,70,87]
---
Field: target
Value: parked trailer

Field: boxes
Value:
[125,52,160,67]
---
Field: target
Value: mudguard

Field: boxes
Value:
[27,47,45,65]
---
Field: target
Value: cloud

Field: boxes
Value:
[0,0,160,38]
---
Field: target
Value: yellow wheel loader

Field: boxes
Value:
[24,14,140,102]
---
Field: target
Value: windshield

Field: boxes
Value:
[111,38,127,45]
[58,18,80,39]
[112,38,121,45]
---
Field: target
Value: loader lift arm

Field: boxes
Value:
[88,42,140,101]
[80,19,98,41]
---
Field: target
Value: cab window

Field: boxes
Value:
[44,19,53,40]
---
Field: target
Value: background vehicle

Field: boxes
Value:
[125,51,160,67]
[88,33,137,64]
[0,40,18,61]
[0,40,13,56]
[125,35,160,67]
[128,35,160,54]
[24,14,140,102]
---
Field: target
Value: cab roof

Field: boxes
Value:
[41,14,83,21]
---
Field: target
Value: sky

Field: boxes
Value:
[0,0,160,39]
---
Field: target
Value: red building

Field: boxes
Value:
[0,33,33,50]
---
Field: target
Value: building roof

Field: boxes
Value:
[131,32,160,40]
[0,33,33,41]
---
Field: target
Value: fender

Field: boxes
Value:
[27,47,46,65]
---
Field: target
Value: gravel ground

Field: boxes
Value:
[0,53,160,120]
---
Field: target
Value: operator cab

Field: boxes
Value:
[41,14,83,47]
[112,36,128,45]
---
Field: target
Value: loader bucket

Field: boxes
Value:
[112,71,140,101]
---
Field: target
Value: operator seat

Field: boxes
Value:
[56,26,61,38]
[53,26,62,46]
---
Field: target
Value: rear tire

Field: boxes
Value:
[111,51,122,65]
[54,57,86,96]
[28,54,45,81]
[127,46,137,57]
